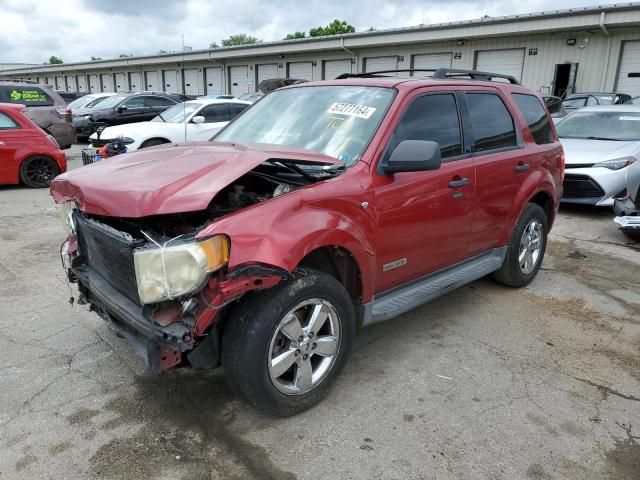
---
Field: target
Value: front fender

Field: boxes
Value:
[196,187,377,301]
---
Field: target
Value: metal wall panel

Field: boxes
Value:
[205,67,224,95]
[412,53,453,74]
[615,40,640,96]
[163,70,178,93]
[55,76,65,90]
[475,49,525,82]
[229,65,249,96]
[101,73,113,92]
[129,72,142,91]
[363,56,398,75]
[114,73,127,92]
[183,68,200,95]
[65,75,76,92]
[76,75,87,92]
[145,71,158,90]
[323,59,352,79]
[257,63,278,88]
[287,62,313,80]
[88,74,99,92]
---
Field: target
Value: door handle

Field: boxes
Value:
[515,162,530,172]
[448,177,469,188]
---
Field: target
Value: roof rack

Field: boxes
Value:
[335,68,520,85]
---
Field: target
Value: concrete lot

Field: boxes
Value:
[1,146,639,480]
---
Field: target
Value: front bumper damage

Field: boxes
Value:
[65,238,287,371]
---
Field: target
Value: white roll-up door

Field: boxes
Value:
[145,71,158,91]
[65,75,76,92]
[76,75,87,92]
[412,53,453,73]
[37,77,45,85]
[88,74,99,92]
[257,64,278,89]
[114,73,127,92]
[229,65,249,96]
[616,41,640,96]
[287,62,313,80]
[183,68,200,95]
[101,73,113,92]
[163,70,178,93]
[46,77,54,88]
[323,59,352,80]
[475,49,525,82]
[205,67,223,95]
[55,76,65,90]
[129,72,141,91]
[364,56,398,76]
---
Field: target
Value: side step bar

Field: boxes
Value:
[362,248,507,327]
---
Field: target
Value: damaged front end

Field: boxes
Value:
[57,157,338,371]
[613,159,640,241]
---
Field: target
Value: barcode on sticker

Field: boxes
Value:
[619,116,640,121]
[327,103,376,119]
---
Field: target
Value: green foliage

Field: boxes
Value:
[90,56,102,61]
[309,19,355,37]
[47,55,63,64]
[209,41,220,48]
[285,31,306,40]
[118,53,131,58]
[221,34,261,47]
[157,50,168,54]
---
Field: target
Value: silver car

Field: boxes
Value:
[556,105,640,206]
[613,159,640,240]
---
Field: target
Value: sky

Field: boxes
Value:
[0,0,619,64]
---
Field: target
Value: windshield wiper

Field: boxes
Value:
[584,136,622,141]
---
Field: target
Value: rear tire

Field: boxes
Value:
[492,203,548,287]
[222,268,355,416]
[140,138,169,149]
[19,155,60,188]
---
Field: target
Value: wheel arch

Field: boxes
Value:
[140,137,172,148]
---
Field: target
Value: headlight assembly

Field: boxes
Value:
[134,235,229,304]
[596,157,636,170]
[57,201,76,234]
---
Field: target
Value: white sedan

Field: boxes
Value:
[89,98,251,151]
[557,105,640,206]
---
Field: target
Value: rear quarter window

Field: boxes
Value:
[0,86,54,107]
[512,94,554,145]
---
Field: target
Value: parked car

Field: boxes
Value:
[0,103,66,188]
[51,69,563,415]
[197,94,236,100]
[0,80,75,149]
[562,92,631,112]
[542,95,567,122]
[67,92,116,113]
[54,90,87,103]
[625,96,640,105]
[72,91,187,140]
[613,159,640,240]
[236,92,264,103]
[556,105,640,206]
[89,99,251,151]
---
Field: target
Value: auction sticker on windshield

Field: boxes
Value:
[327,103,376,119]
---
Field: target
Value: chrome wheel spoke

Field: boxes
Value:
[307,303,329,335]
[280,314,303,345]
[314,336,338,356]
[294,360,313,390]
[271,348,298,378]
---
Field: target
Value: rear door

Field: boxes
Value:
[373,89,475,293]
[144,96,177,121]
[462,89,533,255]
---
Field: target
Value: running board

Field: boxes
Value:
[362,248,507,327]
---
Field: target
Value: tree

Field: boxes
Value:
[90,56,102,61]
[118,53,131,58]
[285,31,306,40]
[47,55,63,64]
[309,19,355,37]
[157,49,168,54]
[221,34,261,47]
[209,41,219,48]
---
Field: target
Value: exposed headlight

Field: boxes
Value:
[596,157,636,170]
[134,235,229,304]
[57,201,76,234]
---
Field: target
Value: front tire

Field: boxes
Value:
[19,155,60,188]
[222,268,355,416]
[492,203,548,287]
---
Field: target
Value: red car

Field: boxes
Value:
[51,69,564,415]
[0,103,66,188]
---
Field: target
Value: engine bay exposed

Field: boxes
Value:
[78,159,344,240]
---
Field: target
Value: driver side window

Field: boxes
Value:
[386,93,463,162]
[199,104,232,123]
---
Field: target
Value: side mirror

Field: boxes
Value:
[116,105,127,112]
[191,115,205,124]
[382,140,442,174]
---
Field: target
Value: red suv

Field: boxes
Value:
[51,69,563,415]
[0,103,67,188]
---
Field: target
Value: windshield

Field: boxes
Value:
[556,111,640,141]
[94,94,128,109]
[214,86,395,165]
[83,96,111,108]
[152,101,200,122]
[68,96,95,109]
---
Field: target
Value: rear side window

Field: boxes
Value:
[466,93,516,152]
[230,104,249,116]
[388,93,462,160]
[0,86,54,107]
[146,96,176,107]
[0,112,19,129]
[512,94,554,145]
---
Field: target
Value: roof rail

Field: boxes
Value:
[432,68,520,84]
[335,68,520,85]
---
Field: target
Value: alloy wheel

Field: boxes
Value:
[519,219,543,274]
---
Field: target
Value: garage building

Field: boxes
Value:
[2,3,640,97]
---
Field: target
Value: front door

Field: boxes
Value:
[0,111,26,184]
[373,91,475,293]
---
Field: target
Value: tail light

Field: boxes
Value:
[56,108,72,122]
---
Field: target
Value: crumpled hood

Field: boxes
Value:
[50,142,342,217]
[560,138,640,165]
